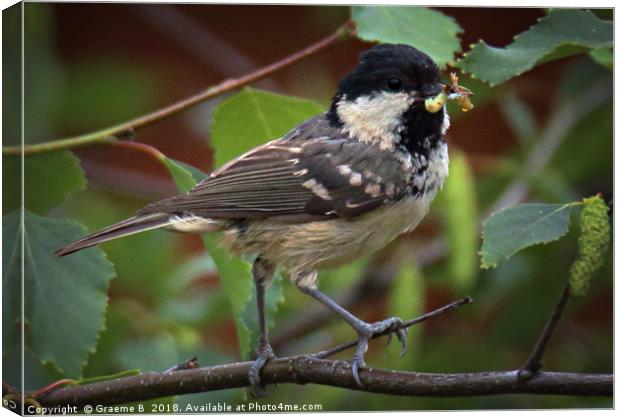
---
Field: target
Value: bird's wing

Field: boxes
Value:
[138,137,412,221]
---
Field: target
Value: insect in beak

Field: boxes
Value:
[424,73,474,113]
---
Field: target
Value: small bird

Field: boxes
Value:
[57,43,461,394]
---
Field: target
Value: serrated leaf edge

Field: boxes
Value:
[479,203,577,269]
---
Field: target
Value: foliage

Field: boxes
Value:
[207,88,323,358]
[352,6,462,68]
[4,4,613,411]
[210,87,324,168]
[589,47,613,69]
[3,210,115,378]
[480,203,575,269]
[3,151,86,215]
[481,195,610,298]
[457,9,612,86]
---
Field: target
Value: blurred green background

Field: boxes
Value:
[2,3,612,411]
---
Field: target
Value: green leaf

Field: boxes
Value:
[159,158,254,359]
[207,88,323,357]
[352,6,462,68]
[200,234,253,360]
[161,158,198,193]
[2,211,22,353]
[480,203,575,269]
[5,346,65,392]
[3,151,86,215]
[157,90,323,359]
[457,9,612,86]
[589,48,613,70]
[3,210,115,377]
[569,195,610,297]
[436,150,478,290]
[210,87,324,168]
[169,159,208,183]
[81,304,134,378]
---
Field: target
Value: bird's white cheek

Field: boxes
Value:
[336,91,413,149]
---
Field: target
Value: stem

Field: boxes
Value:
[30,379,76,400]
[3,21,355,156]
[518,285,571,381]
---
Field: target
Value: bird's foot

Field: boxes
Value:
[350,317,407,388]
[248,342,276,397]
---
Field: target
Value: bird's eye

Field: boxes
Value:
[387,78,402,91]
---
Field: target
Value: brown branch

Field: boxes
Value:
[36,357,612,409]
[32,296,610,408]
[3,21,355,156]
[518,285,571,381]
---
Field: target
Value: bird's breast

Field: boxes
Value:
[409,140,449,197]
[223,193,437,275]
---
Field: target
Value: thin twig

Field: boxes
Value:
[518,285,571,381]
[35,356,612,409]
[2,21,355,156]
[30,379,76,400]
[314,296,473,359]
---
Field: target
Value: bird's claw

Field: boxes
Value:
[248,343,275,398]
[396,327,408,357]
[350,317,407,387]
[384,326,408,356]
[351,338,369,388]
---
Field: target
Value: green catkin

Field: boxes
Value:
[442,151,477,290]
[569,195,610,297]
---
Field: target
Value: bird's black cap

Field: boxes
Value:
[334,43,441,101]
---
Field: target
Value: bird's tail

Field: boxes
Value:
[55,213,174,257]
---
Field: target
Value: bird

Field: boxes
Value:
[56,43,460,395]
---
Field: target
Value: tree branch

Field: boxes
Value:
[36,357,612,409]
[29,296,610,408]
[3,21,355,156]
